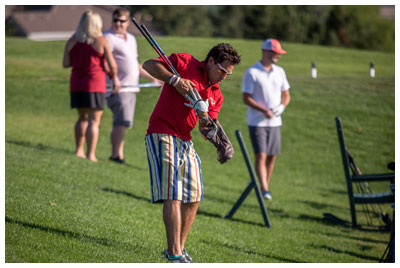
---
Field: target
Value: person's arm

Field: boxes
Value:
[142,58,196,97]
[281,90,290,107]
[62,37,76,68]
[101,37,121,93]
[271,69,291,116]
[271,89,290,116]
[242,92,274,118]
[139,64,163,86]
[143,58,211,126]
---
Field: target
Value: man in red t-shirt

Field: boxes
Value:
[143,43,241,263]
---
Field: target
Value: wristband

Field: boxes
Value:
[172,76,181,87]
[169,75,177,85]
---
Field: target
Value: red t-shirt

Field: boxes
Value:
[147,53,223,141]
[69,42,106,93]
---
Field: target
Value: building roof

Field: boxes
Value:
[9,5,150,41]
[380,5,395,20]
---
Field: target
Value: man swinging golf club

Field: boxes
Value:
[144,43,241,262]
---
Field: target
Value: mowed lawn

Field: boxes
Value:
[5,36,394,263]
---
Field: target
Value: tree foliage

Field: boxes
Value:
[130,5,393,52]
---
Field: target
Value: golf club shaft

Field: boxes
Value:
[140,24,180,76]
[130,19,217,130]
[106,82,160,89]
[131,18,178,76]
[131,18,161,57]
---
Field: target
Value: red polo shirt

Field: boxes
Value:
[146,53,223,141]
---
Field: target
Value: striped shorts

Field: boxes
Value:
[145,133,203,203]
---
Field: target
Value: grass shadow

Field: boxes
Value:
[102,188,151,203]
[107,159,147,170]
[322,213,391,232]
[197,210,223,219]
[200,239,303,262]
[5,216,134,249]
[197,209,267,228]
[6,138,146,170]
[317,187,348,196]
[299,199,347,212]
[206,194,259,210]
[228,217,267,228]
[308,230,388,244]
[309,244,381,261]
[101,189,268,228]
[6,138,73,155]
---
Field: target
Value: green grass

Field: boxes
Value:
[5,36,394,263]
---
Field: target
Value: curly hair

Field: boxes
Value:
[205,43,241,65]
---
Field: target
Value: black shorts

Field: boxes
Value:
[70,92,105,110]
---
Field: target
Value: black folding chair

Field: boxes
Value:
[335,117,394,227]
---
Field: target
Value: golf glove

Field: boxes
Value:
[272,104,285,117]
[184,89,209,115]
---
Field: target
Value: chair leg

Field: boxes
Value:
[350,199,357,227]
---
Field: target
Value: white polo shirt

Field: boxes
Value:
[242,61,290,127]
[104,28,140,96]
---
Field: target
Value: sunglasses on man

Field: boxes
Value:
[113,18,128,23]
[217,62,232,75]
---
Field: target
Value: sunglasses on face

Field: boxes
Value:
[217,63,232,75]
[113,18,128,24]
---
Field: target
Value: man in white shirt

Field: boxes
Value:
[242,38,291,200]
[105,8,159,164]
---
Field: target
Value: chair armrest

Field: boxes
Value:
[352,173,394,182]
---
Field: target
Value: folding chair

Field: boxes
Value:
[335,117,394,227]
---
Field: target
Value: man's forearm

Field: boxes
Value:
[142,59,173,84]
[281,90,291,107]
[243,93,268,113]
[139,63,160,81]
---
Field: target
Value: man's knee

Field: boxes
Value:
[88,119,100,128]
[267,155,277,161]
[164,200,182,210]
[255,153,267,162]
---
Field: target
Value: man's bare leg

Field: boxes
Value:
[110,125,126,159]
[163,200,182,256]
[180,202,199,250]
[266,155,277,188]
[255,152,268,191]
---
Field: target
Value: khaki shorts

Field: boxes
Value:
[145,133,203,203]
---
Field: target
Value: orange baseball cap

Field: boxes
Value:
[261,39,287,54]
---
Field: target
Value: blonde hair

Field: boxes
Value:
[74,10,103,44]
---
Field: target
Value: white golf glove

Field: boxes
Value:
[184,88,209,115]
[272,104,285,117]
